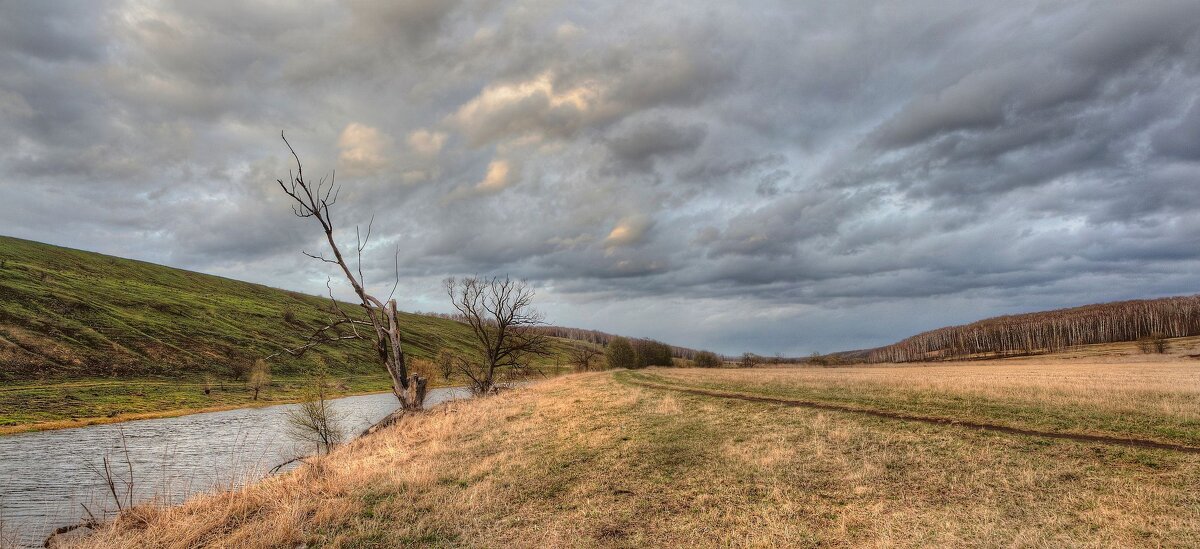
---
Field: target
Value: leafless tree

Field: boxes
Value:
[568,344,604,372]
[435,349,456,381]
[445,276,550,395]
[227,360,250,381]
[247,359,271,400]
[271,132,426,411]
[286,368,345,455]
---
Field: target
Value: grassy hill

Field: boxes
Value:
[0,235,496,380]
[0,236,574,431]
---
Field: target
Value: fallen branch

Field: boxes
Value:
[44,518,100,548]
[268,456,311,475]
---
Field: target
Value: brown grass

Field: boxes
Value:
[655,360,1200,424]
[67,365,1200,548]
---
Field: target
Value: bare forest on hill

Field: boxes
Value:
[867,295,1200,363]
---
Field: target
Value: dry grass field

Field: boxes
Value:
[65,352,1200,548]
[638,356,1200,448]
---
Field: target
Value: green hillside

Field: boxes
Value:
[0,236,574,431]
[0,235,491,380]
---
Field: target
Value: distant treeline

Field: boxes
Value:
[418,312,701,359]
[867,295,1200,363]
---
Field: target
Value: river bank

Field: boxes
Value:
[2,387,471,547]
[0,375,402,436]
[61,369,1200,548]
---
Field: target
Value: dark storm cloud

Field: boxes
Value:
[1152,98,1200,160]
[604,117,707,173]
[2,0,1199,355]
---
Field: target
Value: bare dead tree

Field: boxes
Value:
[271,132,426,411]
[567,344,604,372]
[445,276,550,395]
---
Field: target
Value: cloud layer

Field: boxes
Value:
[2,0,1199,355]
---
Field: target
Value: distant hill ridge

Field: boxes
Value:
[421,311,702,359]
[864,295,1200,363]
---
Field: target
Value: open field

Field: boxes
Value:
[635,356,1200,448]
[67,357,1200,548]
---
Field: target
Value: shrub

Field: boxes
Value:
[808,352,843,366]
[632,339,673,367]
[1138,333,1169,354]
[693,351,722,368]
[435,349,457,380]
[408,356,439,381]
[228,360,250,381]
[606,337,638,369]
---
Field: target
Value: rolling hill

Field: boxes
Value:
[862,294,1200,363]
[0,235,541,382]
[0,236,601,431]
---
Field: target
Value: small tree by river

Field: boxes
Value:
[286,365,344,455]
[248,359,271,400]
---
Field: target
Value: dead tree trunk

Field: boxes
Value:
[270,132,426,411]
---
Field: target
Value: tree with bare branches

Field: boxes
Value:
[445,276,550,395]
[271,132,426,411]
[286,363,345,455]
[568,344,604,372]
[248,358,271,400]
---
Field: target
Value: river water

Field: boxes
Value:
[0,388,468,547]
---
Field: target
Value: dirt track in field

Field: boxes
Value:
[628,379,1200,454]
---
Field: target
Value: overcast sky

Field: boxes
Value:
[2,1,1199,355]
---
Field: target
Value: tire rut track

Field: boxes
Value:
[628,379,1200,454]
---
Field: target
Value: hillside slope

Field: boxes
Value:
[0,235,502,381]
[865,294,1200,363]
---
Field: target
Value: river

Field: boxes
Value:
[0,388,468,547]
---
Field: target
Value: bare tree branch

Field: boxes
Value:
[271,132,426,410]
[445,276,550,395]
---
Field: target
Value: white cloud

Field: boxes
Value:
[337,122,391,176]
[450,71,604,146]
[475,159,514,192]
[406,128,447,156]
[604,215,652,250]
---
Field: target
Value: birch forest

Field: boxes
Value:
[867,295,1200,363]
